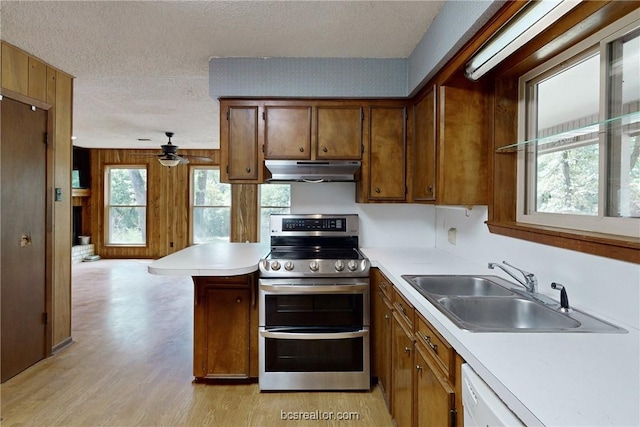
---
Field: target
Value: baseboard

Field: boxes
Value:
[52,337,74,354]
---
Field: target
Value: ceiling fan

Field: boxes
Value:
[143,132,212,167]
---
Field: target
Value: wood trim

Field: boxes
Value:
[487,221,640,264]
[51,337,73,355]
[0,88,51,110]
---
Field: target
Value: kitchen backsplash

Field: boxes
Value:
[290,182,436,248]
[435,205,640,331]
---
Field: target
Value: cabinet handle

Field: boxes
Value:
[384,314,390,320]
[375,187,381,193]
[427,185,433,193]
[236,297,242,303]
[404,346,411,353]
[380,282,387,290]
[322,147,328,152]
[397,303,406,315]
[416,365,423,372]
[299,147,304,152]
[423,334,438,353]
[245,167,251,173]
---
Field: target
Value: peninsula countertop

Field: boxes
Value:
[148,242,269,276]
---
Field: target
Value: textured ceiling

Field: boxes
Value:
[1,1,445,149]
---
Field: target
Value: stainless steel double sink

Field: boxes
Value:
[402,275,626,333]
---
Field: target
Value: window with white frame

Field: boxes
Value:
[190,167,231,244]
[105,166,148,245]
[259,184,291,242]
[518,14,640,237]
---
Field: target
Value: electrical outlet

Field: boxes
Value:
[447,227,457,245]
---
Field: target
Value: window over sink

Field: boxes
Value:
[517,14,640,238]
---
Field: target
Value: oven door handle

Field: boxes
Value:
[259,329,368,340]
[259,283,369,294]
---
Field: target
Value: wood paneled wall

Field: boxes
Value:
[1,41,74,352]
[88,149,257,259]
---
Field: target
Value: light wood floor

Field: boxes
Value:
[0,259,393,426]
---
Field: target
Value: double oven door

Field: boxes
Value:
[258,278,370,391]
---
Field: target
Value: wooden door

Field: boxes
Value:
[391,312,414,427]
[369,106,406,201]
[264,105,311,159]
[412,86,437,201]
[1,97,48,382]
[415,345,456,427]
[316,106,362,159]
[224,105,260,181]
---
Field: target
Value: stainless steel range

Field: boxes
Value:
[258,214,370,391]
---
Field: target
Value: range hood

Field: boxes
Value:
[265,160,360,183]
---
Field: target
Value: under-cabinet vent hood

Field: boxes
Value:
[265,160,360,183]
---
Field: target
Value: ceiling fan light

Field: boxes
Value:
[158,157,180,167]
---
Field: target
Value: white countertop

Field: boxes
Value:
[148,243,639,425]
[147,242,269,276]
[361,247,640,427]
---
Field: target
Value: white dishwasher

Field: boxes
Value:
[462,364,524,426]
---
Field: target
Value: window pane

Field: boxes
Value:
[190,167,231,244]
[192,168,230,207]
[260,184,291,242]
[533,54,600,215]
[109,207,146,244]
[109,168,147,205]
[193,207,230,244]
[260,184,291,207]
[607,30,640,218]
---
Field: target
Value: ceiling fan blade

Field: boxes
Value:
[175,155,190,164]
[180,154,213,162]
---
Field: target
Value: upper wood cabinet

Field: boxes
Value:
[411,86,437,202]
[1,42,53,104]
[409,82,488,205]
[316,106,363,160]
[220,100,263,183]
[361,104,407,202]
[264,105,312,159]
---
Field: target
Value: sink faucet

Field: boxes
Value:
[487,261,538,293]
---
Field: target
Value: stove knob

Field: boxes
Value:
[347,260,358,272]
[270,260,281,271]
[284,261,294,271]
[309,261,319,272]
[334,260,345,271]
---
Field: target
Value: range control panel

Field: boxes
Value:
[270,214,359,236]
[282,218,345,232]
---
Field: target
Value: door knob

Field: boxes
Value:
[20,234,32,247]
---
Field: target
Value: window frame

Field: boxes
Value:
[516,13,640,238]
[104,165,148,247]
[189,165,231,245]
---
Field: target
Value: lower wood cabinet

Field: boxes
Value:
[415,337,456,427]
[371,268,464,427]
[192,274,258,380]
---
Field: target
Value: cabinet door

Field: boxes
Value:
[264,105,312,159]
[392,312,414,427]
[412,86,436,201]
[224,105,260,181]
[372,280,393,409]
[316,106,363,159]
[195,286,250,378]
[415,345,456,427]
[369,106,406,201]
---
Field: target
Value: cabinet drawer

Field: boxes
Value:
[392,287,414,329]
[416,314,454,380]
[373,269,393,300]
